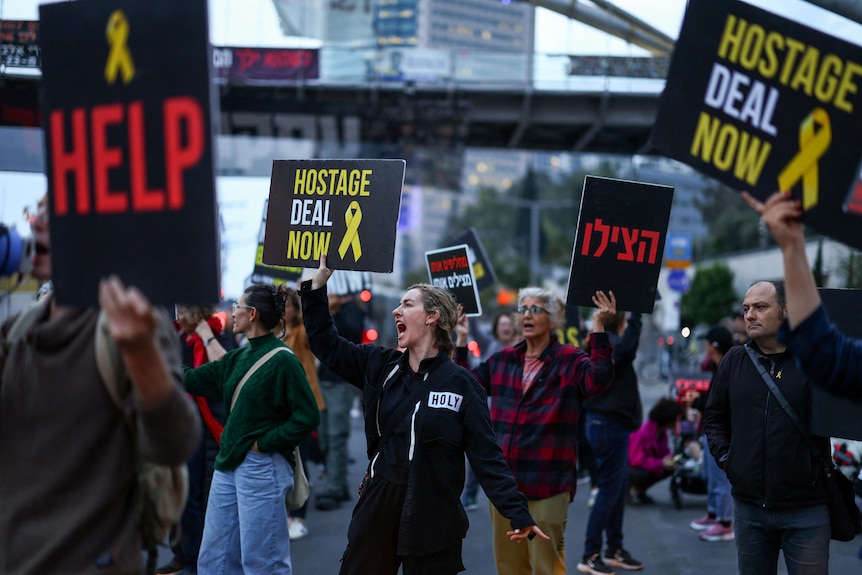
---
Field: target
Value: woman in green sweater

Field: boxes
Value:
[183,284,321,575]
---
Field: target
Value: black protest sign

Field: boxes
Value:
[264,159,405,272]
[425,245,482,316]
[252,200,303,284]
[810,288,862,441]
[566,176,673,313]
[652,0,862,250]
[39,0,218,306]
[452,227,497,292]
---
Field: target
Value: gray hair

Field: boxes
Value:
[517,286,565,328]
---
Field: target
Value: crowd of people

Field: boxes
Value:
[5,176,862,575]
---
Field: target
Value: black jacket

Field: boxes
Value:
[703,342,829,509]
[300,283,534,556]
[582,312,643,431]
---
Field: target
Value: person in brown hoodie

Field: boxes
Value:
[0,195,201,575]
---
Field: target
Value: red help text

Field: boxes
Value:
[49,96,204,216]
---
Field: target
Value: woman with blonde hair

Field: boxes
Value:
[300,255,547,575]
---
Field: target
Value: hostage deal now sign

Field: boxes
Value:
[652,0,862,250]
[264,159,405,272]
[40,0,219,306]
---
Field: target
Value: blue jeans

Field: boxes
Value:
[701,434,733,521]
[583,412,631,556]
[319,382,355,499]
[198,451,294,575]
[733,499,830,575]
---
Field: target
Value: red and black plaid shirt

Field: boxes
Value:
[456,333,613,500]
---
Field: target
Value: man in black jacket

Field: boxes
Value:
[703,280,830,575]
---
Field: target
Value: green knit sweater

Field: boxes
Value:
[184,334,320,471]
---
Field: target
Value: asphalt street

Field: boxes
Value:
[287,380,861,574]
[159,370,861,574]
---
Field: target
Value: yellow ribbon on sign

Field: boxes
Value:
[104,10,135,85]
[338,201,363,261]
[777,108,832,211]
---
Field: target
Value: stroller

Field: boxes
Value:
[668,374,710,509]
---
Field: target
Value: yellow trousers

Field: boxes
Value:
[490,491,570,575]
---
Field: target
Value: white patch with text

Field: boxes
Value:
[427,391,463,412]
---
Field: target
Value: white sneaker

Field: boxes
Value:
[289,519,309,540]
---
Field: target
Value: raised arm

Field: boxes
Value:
[742,191,819,328]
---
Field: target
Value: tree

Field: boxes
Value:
[812,238,826,287]
[836,246,862,289]
[680,262,738,326]
[694,183,763,257]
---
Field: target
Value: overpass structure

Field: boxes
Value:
[2,0,859,169]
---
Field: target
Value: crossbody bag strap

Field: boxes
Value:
[230,347,290,411]
[744,344,833,471]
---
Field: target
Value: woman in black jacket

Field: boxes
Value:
[300,255,546,575]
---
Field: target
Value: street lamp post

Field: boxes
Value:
[498,197,578,286]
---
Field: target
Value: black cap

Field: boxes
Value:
[699,326,734,355]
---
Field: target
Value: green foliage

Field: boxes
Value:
[694,183,763,256]
[837,247,862,289]
[812,238,826,287]
[680,262,738,326]
[443,168,588,291]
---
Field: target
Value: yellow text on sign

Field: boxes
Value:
[287,231,331,260]
[690,111,772,185]
[717,13,862,114]
[294,169,372,196]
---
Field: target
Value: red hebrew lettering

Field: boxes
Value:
[617,227,639,262]
[641,230,661,264]
[581,222,593,256]
[592,219,611,257]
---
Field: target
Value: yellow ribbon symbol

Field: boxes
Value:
[104,10,135,85]
[777,108,832,211]
[338,201,363,261]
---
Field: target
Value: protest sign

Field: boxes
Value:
[652,0,862,249]
[451,227,497,292]
[39,0,219,306]
[566,176,673,313]
[264,159,405,272]
[1,20,40,68]
[810,288,862,441]
[426,244,482,316]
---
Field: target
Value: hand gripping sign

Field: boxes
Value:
[263,159,406,272]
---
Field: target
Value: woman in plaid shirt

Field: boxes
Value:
[455,287,617,575]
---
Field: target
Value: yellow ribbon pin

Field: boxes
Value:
[777,108,831,211]
[338,201,363,261]
[104,10,135,85]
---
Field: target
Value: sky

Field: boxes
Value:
[2,0,862,299]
